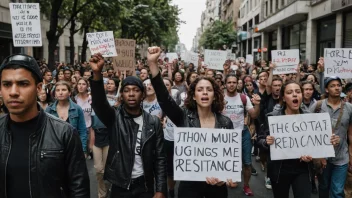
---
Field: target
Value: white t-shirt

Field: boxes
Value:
[164,117,176,141]
[131,115,144,178]
[143,98,162,118]
[75,95,92,128]
[223,93,253,131]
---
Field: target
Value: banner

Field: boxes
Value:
[246,54,254,65]
[204,50,227,70]
[174,128,242,182]
[227,50,236,60]
[166,53,178,63]
[268,113,335,160]
[113,39,135,71]
[324,48,352,79]
[271,49,299,75]
[9,3,42,46]
[86,31,117,57]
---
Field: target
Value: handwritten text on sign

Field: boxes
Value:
[9,3,42,46]
[174,128,242,182]
[113,39,136,71]
[86,31,117,57]
[268,113,335,160]
[271,50,299,75]
[204,50,227,70]
[324,48,352,79]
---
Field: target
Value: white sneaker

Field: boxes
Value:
[265,177,272,190]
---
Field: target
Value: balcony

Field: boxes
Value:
[257,0,309,32]
[332,0,352,11]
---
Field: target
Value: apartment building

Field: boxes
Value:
[237,0,263,61]
[257,0,352,64]
[0,0,90,63]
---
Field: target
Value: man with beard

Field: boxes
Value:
[143,79,162,119]
[89,53,167,198]
[223,73,261,196]
[107,68,114,78]
[310,74,352,198]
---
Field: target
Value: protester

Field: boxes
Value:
[0,54,90,197]
[148,46,237,198]
[46,81,88,156]
[89,53,167,198]
[258,80,340,198]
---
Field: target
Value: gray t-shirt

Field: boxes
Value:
[310,99,352,165]
[131,115,144,178]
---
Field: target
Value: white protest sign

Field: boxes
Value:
[9,3,42,46]
[86,31,117,57]
[174,128,242,182]
[227,50,236,60]
[324,48,352,79]
[271,49,299,75]
[204,49,227,70]
[186,52,199,68]
[268,113,335,160]
[180,50,187,61]
[246,54,254,64]
[166,53,178,63]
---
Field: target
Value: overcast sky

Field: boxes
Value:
[172,0,206,50]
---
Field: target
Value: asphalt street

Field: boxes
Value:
[87,156,320,198]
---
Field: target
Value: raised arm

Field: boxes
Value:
[89,53,116,127]
[266,62,275,95]
[147,47,185,127]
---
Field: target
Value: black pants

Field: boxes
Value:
[271,172,311,198]
[178,181,227,198]
[110,176,153,198]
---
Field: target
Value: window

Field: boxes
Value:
[248,39,252,54]
[276,0,279,10]
[282,0,285,6]
[265,1,268,17]
[270,0,273,14]
[255,14,259,24]
[65,47,71,64]
[344,12,352,47]
[249,19,253,29]
[317,17,336,57]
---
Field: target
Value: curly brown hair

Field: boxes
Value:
[184,77,225,113]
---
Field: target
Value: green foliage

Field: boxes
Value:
[199,20,237,50]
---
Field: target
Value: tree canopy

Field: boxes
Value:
[199,20,236,50]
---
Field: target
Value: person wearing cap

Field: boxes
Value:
[309,59,352,198]
[0,54,90,197]
[89,53,167,198]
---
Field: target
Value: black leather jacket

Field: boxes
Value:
[0,108,90,198]
[150,72,234,129]
[90,78,167,195]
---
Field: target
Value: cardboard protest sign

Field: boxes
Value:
[227,50,236,60]
[204,50,227,70]
[271,49,299,75]
[186,52,199,68]
[324,48,352,79]
[246,55,254,64]
[166,53,178,63]
[268,113,335,160]
[174,128,242,182]
[113,39,135,72]
[86,31,117,57]
[9,3,42,46]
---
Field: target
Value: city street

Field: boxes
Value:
[87,156,320,198]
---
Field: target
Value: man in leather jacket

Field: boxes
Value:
[89,53,167,198]
[0,54,90,198]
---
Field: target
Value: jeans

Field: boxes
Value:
[178,181,227,198]
[318,162,348,198]
[242,126,252,165]
[271,172,311,198]
[110,176,153,198]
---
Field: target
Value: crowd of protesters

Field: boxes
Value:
[1,46,352,198]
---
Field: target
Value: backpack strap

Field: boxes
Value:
[314,100,323,113]
[240,94,247,115]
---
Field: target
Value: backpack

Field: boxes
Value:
[314,100,323,113]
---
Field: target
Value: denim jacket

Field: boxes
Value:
[45,99,87,152]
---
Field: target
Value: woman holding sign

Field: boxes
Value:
[147,46,237,198]
[258,81,340,198]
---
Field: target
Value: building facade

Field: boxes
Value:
[0,0,90,63]
[257,0,352,64]
[237,0,263,61]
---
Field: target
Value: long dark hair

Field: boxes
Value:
[184,77,225,114]
[301,81,320,101]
